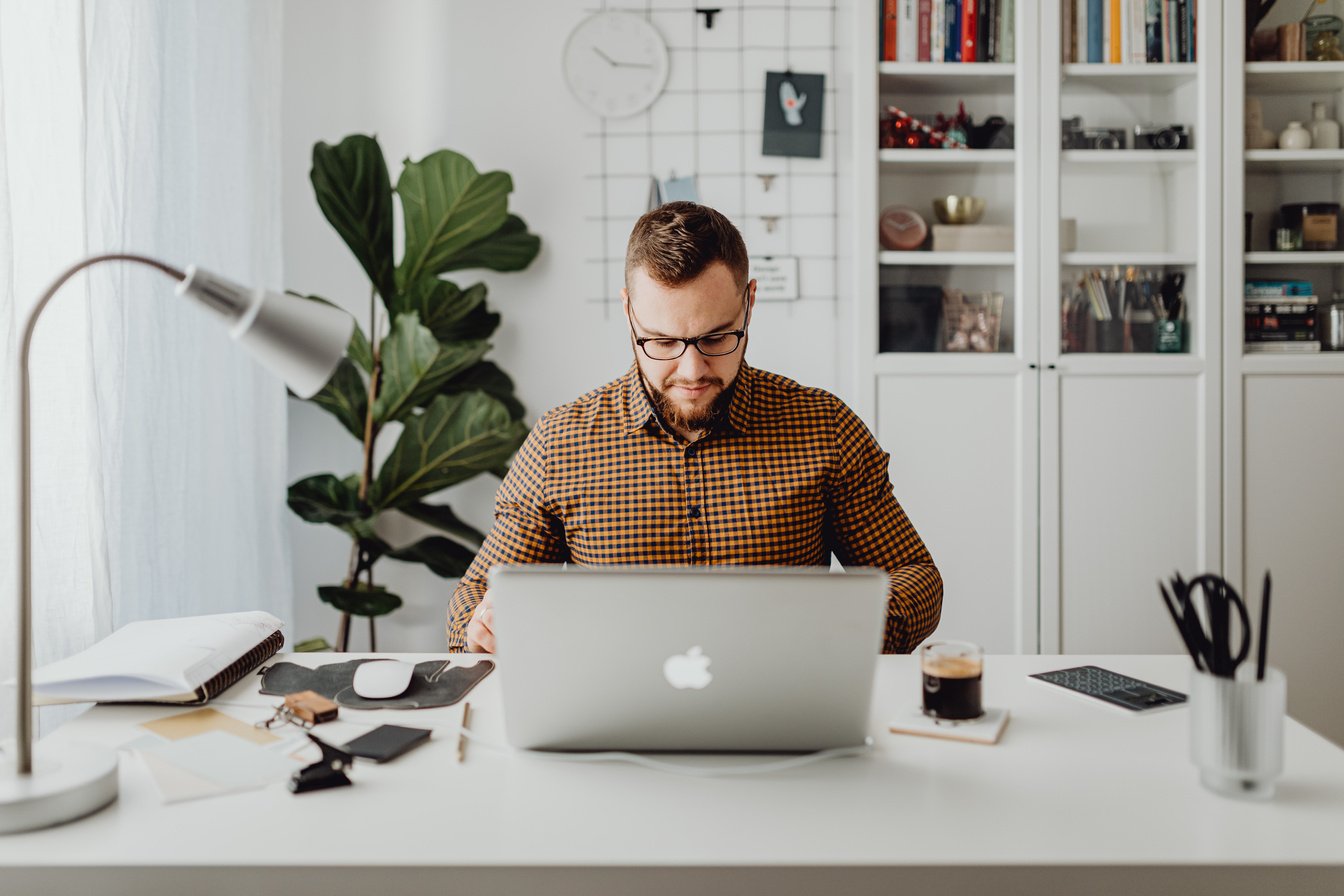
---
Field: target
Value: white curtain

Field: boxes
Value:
[0,0,290,738]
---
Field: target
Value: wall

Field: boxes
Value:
[281,0,854,649]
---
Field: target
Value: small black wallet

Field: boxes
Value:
[343,724,432,763]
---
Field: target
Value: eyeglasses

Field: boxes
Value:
[628,286,750,361]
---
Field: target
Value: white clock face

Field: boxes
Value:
[562,11,670,119]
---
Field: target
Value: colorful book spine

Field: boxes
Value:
[918,0,933,61]
[882,0,899,61]
[1109,0,1122,62]
[945,0,961,62]
[962,0,978,62]
[898,0,919,61]
[1087,0,1103,63]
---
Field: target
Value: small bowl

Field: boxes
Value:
[932,195,986,225]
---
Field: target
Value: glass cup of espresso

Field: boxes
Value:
[920,641,984,723]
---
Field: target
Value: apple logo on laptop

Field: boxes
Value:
[663,646,713,689]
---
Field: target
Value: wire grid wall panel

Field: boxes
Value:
[583,0,840,313]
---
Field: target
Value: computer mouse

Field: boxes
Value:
[351,659,416,699]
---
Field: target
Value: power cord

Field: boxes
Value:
[458,728,875,777]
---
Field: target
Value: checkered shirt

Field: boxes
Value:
[446,363,942,653]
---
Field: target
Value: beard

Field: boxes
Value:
[638,363,739,435]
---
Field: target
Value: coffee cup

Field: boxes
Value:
[920,640,984,723]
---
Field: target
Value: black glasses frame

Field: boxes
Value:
[627,285,751,361]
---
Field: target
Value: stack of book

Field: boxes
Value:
[1062,0,1195,64]
[1245,279,1320,353]
[881,0,1016,63]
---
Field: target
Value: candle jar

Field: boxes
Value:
[1282,202,1341,251]
[1306,15,1344,61]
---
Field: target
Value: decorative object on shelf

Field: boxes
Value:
[1246,1,1281,57]
[1134,123,1192,151]
[1277,21,1306,61]
[1274,225,1304,251]
[562,10,670,118]
[1244,97,1277,150]
[1061,266,1185,355]
[1309,101,1341,149]
[290,134,540,652]
[879,205,929,251]
[942,290,1003,353]
[763,71,825,159]
[1281,201,1340,250]
[878,285,943,353]
[1249,28,1279,61]
[1278,120,1312,150]
[1061,115,1126,150]
[932,195,986,225]
[1305,14,1344,60]
[931,224,1012,252]
[879,105,970,150]
[1325,300,1344,350]
[965,115,1014,149]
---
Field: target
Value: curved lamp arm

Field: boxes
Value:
[13,253,352,777]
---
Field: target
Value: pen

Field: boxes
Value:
[1257,572,1272,681]
[456,701,471,763]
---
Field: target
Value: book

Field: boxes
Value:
[31,610,285,705]
[1087,0,1103,63]
[898,0,918,62]
[1245,280,1314,297]
[961,0,978,62]
[932,224,1013,252]
[930,0,944,63]
[882,0,899,61]
[918,0,932,61]
[1246,342,1322,353]
[1001,0,1015,62]
[889,707,1011,745]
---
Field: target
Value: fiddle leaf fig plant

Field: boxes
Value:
[289,134,539,650]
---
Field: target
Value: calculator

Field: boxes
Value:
[1028,666,1187,713]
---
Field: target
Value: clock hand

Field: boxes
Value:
[591,47,653,68]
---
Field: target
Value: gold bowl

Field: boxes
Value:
[932,195,986,225]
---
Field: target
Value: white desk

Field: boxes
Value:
[2,654,1342,895]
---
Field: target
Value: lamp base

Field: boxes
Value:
[0,741,119,834]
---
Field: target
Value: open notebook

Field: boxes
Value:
[30,611,284,705]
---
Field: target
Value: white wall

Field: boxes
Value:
[281,1,853,649]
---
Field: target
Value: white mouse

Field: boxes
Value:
[351,659,415,699]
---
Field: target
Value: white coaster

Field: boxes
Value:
[887,707,1010,745]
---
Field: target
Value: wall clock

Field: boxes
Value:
[562,11,670,119]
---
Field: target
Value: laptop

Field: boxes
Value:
[489,565,888,752]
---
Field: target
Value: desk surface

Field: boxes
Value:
[2,654,1343,896]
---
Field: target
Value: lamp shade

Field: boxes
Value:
[176,265,353,398]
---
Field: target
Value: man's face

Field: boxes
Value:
[622,262,755,436]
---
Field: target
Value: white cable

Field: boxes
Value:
[459,728,874,777]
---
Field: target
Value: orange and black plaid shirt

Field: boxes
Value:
[446,363,942,653]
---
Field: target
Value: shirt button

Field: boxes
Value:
[688,506,701,519]
[685,446,697,460]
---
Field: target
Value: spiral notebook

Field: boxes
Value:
[30,611,285,705]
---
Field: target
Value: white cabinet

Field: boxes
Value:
[853,2,1220,655]
[1222,7,1344,746]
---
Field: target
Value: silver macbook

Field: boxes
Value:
[489,565,888,752]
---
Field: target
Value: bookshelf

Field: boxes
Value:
[853,1,1219,657]
[1221,6,1344,746]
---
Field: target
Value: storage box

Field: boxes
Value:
[932,225,1014,252]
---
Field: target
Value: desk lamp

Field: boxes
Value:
[1,253,353,834]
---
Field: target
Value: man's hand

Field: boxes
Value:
[465,592,496,653]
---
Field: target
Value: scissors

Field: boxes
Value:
[1167,573,1251,678]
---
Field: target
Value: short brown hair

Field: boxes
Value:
[624,202,749,293]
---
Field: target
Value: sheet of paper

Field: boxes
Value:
[135,730,299,794]
[140,707,278,746]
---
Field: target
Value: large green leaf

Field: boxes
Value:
[442,360,525,420]
[348,322,374,374]
[398,501,487,545]
[396,150,512,288]
[372,313,490,423]
[439,214,542,274]
[390,278,499,343]
[387,536,477,578]
[309,358,368,440]
[311,135,396,302]
[288,474,362,526]
[370,391,528,510]
[317,584,402,618]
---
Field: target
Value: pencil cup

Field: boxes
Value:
[1189,667,1286,801]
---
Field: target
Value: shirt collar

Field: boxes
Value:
[622,362,758,437]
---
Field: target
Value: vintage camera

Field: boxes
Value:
[1061,116,1127,150]
[1134,123,1191,150]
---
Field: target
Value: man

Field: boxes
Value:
[447,202,941,653]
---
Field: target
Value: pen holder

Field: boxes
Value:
[1189,667,1286,801]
